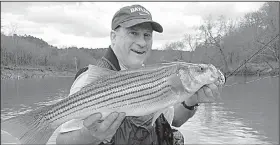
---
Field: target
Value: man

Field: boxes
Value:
[55,4,220,145]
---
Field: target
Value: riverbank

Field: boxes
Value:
[1,62,279,80]
[224,62,279,77]
[1,66,76,80]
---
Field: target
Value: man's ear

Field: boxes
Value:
[110,30,117,45]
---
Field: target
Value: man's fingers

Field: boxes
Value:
[206,84,221,100]
[203,86,214,98]
[196,85,214,103]
[98,112,119,132]
[107,112,126,133]
[207,84,219,92]
[202,84,221,102]
[187,84,222,105]
[83,113,102,128]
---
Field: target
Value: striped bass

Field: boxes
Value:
[1,62,225,144]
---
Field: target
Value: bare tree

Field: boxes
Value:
[182,33,199,62]
[197,15,229,72]
[162,40,186,61]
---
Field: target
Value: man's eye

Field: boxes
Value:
[145,33,151,37]
[130,32,138,35]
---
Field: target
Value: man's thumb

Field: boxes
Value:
[83,113,102,127]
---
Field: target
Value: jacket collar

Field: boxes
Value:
[103,46,121,71]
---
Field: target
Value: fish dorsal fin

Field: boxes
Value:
[69,65,117,96]
[123,63,176,75]
[151,111,163,126]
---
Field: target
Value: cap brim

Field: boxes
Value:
[119,19,163,33]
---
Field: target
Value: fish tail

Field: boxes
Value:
[1,106,55,144]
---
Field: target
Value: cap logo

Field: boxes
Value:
[130,6,150,15]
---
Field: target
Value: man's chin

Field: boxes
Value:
[127,55,146,68]
[129,62,144,69]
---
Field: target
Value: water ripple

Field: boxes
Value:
[1,88,69,121]
[180,103,273,144]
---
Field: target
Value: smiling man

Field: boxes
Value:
[110,4,161,69]
[112,22,154,69]
[55,4,219,145]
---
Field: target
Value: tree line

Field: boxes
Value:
[162,2,279,75]
[0,33,108,71]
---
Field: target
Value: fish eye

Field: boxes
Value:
[198,66,204,72]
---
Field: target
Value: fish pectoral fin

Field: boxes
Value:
[162,106,175,125]
[167,73,185,94]
[151,111,162,126]
[151,107,174,126]
[69,65,117,96]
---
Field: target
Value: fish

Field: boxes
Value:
[1,62,225,144]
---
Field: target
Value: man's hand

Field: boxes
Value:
[83,112,126,143]
[185,83,221,106]
[56,112,126,144]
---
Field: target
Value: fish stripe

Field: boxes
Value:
[50,81,171,123]
[48,68,175,122]
[45,66,172,119]
[46,69,152,116]
[94,81,169,109]
[46,67,169,118]
[49,70,170,121]
[105,85,172,109]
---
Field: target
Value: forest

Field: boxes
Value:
[1,2,279,79]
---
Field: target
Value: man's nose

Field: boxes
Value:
[135,35,147,48]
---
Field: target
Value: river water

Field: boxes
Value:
[1,76,279,144]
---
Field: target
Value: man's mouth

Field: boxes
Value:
[131,49,146,54]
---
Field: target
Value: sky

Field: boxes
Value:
[1,2,265,50]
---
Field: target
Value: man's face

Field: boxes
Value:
[112,22,153,68]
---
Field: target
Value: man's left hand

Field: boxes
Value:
[185,83,221,106]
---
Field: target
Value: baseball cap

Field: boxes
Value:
[111,4,163,33]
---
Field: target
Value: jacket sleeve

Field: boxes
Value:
[74,67,89,80]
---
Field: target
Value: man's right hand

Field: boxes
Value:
[56,112,126,144]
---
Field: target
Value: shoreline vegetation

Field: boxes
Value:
[1,61,279,80]
[1,65,76,80]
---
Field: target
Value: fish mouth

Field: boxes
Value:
[217,69,226,85]
[131,49,146,55]
[207,64,225,86]
[214,69,226,86]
